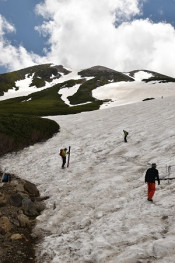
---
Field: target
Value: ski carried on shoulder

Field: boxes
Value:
[67,146,71,168]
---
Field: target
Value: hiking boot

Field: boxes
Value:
[147,199,153,202]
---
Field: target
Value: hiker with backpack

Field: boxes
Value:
[60,148,69,169]
[123,130,129,142]
[145,163,160,202]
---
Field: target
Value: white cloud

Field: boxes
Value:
[0,15,15,36]
[0,0,175,78]
[0,15,46,72]
[34,0,144,69]
[34,0,175,77]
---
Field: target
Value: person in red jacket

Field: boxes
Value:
[145,163,160,202]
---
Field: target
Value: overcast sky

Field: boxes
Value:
[0,0,175,76]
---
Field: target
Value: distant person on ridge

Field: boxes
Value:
[60,148,68,169]
[123,130,129,143]
[145,163,160,202]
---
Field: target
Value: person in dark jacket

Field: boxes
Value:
[145,163,160,202]
[123,130,128,142]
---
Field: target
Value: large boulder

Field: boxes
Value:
[24,181,40,197]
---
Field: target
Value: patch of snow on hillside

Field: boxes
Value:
[58,84,80,106]
[134,71,153,81]
[59,84,92,107]
[21,98,32,103]
[0,74,37,101]
[93,81,175,109]
[1,96,175,262]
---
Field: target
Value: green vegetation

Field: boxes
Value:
[0,64,120,156]
[69,77,106,105]
[78,66,134,82]
[0,78,104,116]
[0,64,134,117]
[143,77,175,83]
[0,115,60,156]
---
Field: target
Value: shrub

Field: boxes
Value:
[0,115,60,156]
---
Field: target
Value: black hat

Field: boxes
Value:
[152,163,157,168]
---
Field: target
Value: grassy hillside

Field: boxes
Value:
[0,64,134,116]
[78,65,134,81]
[0,115,60,156]
[0,79,104,116]
[2,65,174,117]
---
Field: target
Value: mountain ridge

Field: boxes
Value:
[0,64,175,116]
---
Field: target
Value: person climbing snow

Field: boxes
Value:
[145,163,160,202]
[60,148,68,169]
[123,130,129,143]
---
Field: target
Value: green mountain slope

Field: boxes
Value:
[0,64,175,117]
[0,64,70,96]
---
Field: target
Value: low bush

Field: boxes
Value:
[0,115,60,156]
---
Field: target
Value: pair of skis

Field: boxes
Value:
[67,146,71,168]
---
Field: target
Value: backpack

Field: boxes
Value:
[2,173,11,182]
[123,130,128,136]
[59,149,63,157]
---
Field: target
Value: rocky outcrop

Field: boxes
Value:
[0,171,49,263]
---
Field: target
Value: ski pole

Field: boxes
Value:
[160,178,175,180]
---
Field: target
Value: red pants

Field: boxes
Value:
[147,182,155,200]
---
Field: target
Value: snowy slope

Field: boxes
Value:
[92,70,175,108]
[93,81,175,108]
[1,94,175,262]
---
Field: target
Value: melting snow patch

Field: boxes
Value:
[58,84,92,107]
[134,71,153,81]
[0,74,37,101]
[58,84,80,106]
[21,98,32,103]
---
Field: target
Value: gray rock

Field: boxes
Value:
[17,213,31,227]
[10,193,23,207]
[22,198,39,217]
[35,201,46,213]
[14,183,25,193]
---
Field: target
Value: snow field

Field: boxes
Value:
[0,96,175,262]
